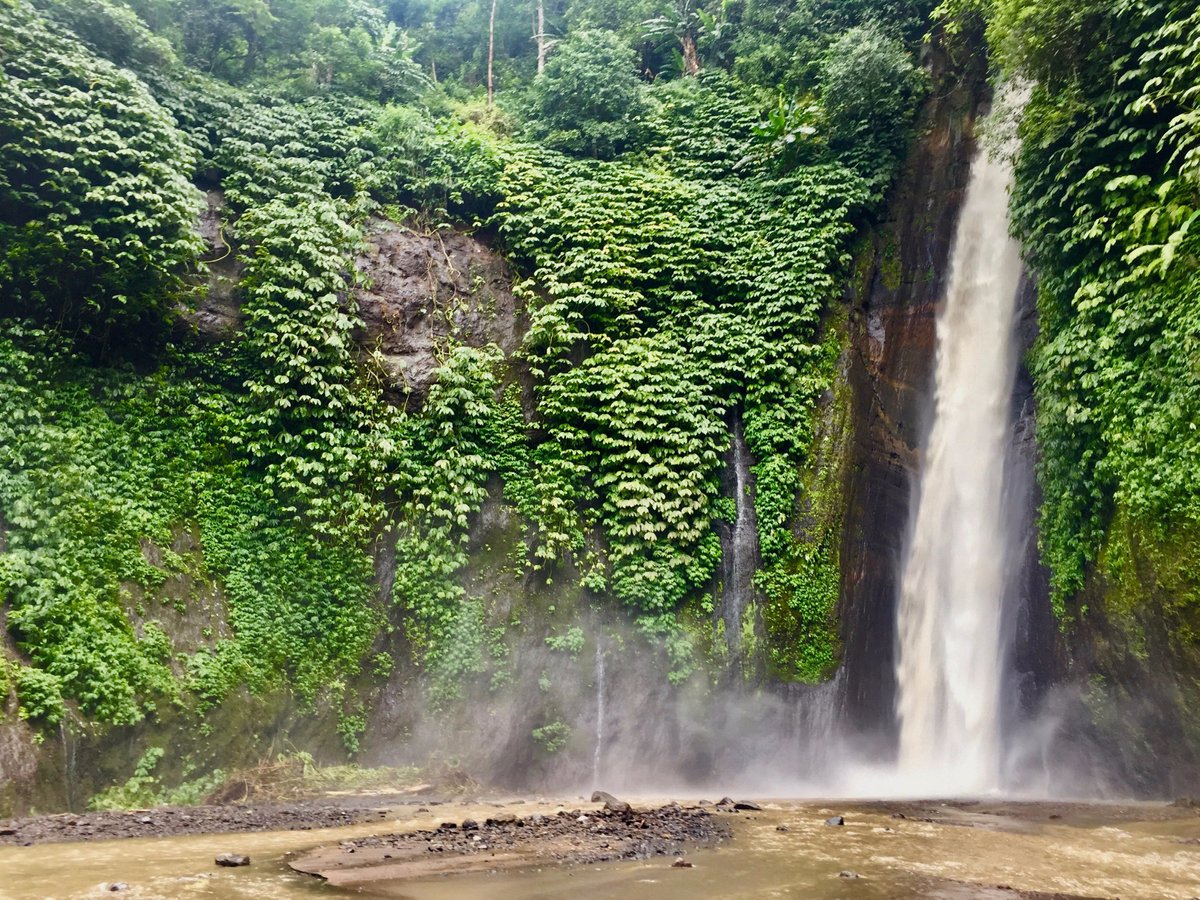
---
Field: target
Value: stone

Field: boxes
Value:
[460,819,479,831]
[590,791,631,814]
[825,816,845,826]
[672,858,694,868]
[733,801,762,811]
[839,870,861,879]
[438,822,458,830]
[215,853,250,867]
[776,825,790,832]
[108,884,129,892]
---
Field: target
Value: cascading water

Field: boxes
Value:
[893,118,1025,795]
[722,414,757,654]
[592,638,606,787]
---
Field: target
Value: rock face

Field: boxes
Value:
[836,35,1055,741]
[182,211,525,411]
[184,190,243,340]
[354,219,525,407]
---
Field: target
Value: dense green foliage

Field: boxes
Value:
[523,29,647,158]
[0,0,936,751]
[962,0,1200,634]
[0,1,203,349]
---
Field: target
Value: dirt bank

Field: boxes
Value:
[0,793,440,845]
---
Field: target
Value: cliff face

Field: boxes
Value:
[835,40,1057,747]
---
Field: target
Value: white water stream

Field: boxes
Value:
[592,638,606,787]
[893,130,1025,794]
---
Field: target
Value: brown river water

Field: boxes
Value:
[2,798,1198,899]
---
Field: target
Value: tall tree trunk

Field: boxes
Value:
[487,0,497,105]
[536,0,545,75]
[680,32,700,76]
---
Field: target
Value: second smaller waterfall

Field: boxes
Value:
[592,639,606,786]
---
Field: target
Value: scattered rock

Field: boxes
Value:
[825,816,845,827]
[591,791,632,814]
[839,870,861,879]
[672,858,694,868]
[290,803,732,878]
[215,853,250,867]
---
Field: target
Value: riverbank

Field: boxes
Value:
[0,797,1197,898]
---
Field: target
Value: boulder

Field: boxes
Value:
[591,791,632,814]
[215,853,250,867]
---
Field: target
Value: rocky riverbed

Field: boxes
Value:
[0,798,396,845]
[288,802,731,887]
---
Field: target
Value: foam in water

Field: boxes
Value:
[892,123,1025,795]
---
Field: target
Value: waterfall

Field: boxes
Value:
[592,638,606,786]
[722,414,756,654]
[893,123,1025,794]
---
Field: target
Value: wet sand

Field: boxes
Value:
[0,798,1197,898]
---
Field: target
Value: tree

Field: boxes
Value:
[488,0,498,103]
[643,0,705,75]
[525,28,647,157]
[535,0,547,73]
[820,21,924,185]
